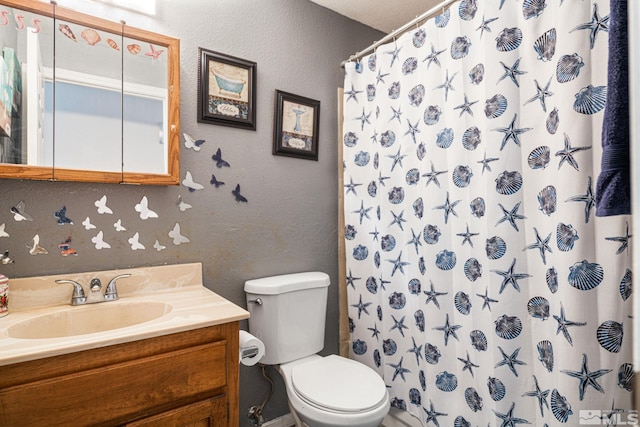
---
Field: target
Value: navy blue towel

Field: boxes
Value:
[595,0,630,216]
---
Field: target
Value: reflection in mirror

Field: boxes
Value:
[0,3,54,171]
[123,33,168,175]
[52,17,123,173]
[0,0,180,185]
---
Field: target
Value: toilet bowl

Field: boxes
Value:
[277,354,390,427]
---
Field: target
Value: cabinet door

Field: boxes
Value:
[126,397,227,427]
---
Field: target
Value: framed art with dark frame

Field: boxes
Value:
[273,90,320,160]
[197,48,256,130]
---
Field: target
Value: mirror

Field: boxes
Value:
[0,0,180,185]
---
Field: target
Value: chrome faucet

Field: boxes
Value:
[56,274,131,306]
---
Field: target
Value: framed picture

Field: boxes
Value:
[197,48,256,130]
[273,90,320,160]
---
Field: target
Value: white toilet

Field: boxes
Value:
[244,272,390,427]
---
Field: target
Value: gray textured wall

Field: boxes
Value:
[0,0,382,424]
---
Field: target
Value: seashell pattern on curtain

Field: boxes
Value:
[341,0,632,425]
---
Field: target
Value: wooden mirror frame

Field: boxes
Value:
[0,0,180,185]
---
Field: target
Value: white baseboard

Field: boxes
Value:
[263,413,296,427]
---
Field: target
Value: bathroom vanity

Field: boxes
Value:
[0,263,249,426]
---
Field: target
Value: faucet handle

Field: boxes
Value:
[104,273,131,301]
[55,279,87,306]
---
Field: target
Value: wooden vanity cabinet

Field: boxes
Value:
[0,322,240,427]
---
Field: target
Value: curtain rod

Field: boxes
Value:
[340,0,458,68]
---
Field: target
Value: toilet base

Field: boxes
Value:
[275,355,390,427]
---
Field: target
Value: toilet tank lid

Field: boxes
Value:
[244,272,330,295]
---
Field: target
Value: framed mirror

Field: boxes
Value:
[0,0,180,185]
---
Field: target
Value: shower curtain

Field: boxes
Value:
[342,0,633,425]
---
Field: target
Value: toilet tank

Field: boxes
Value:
[244,272,330,365]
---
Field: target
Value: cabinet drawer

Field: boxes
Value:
[126,397,227,427]
[0,340,228,426]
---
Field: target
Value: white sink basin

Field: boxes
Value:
[7,302,172,339]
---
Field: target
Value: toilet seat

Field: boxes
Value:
[291,355,387,413]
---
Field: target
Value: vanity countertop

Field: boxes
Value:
[0,263,249,366]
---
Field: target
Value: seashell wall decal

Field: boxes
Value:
[568,259,603,290]
[81,28,101,46]
[107,38,120,50]
[127,43,141,55]
[58,24,77,42]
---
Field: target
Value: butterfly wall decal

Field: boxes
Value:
[177,195,193,212]
[153,240,166,252]
[168,223,190,245]
[184,133,205,151]
[135,196,159,220]
[92,231,111,250]
[182,171,204,192]
[232,184,248,203]
[0,250,14,264]
[128,232,145,251]
[54,206,74,225]
[114,219,126,232]
[11,201,33,221]
[27,234,48,255]
[0,223,9,238]
[210,174,225,188]
[82,217,96,230]
[212,148,231,168]
[95,195,113,214]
